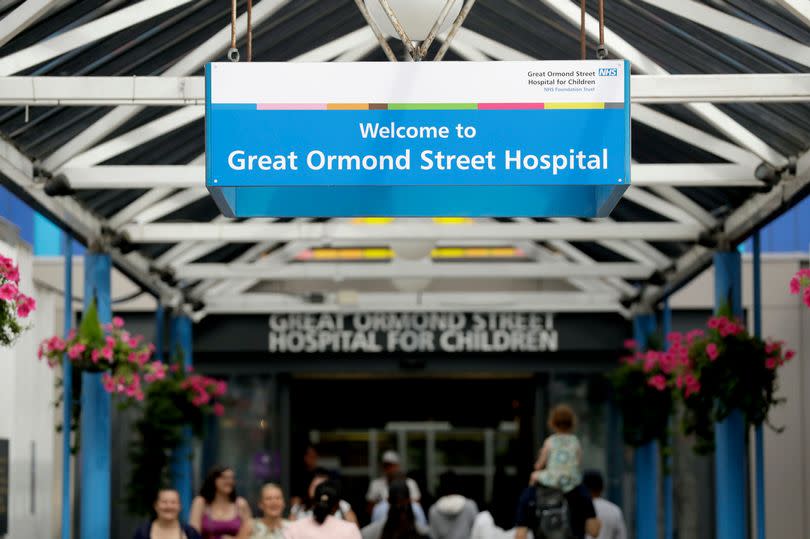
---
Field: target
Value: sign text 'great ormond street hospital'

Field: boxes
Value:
[267,312,558,354]
[205,61,630,218]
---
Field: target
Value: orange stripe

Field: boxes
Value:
[327,103,369,110]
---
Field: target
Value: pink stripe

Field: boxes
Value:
[478,102,545,110]
[256,103,326,110]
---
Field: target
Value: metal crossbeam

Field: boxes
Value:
[59,163,760,189]
[203,291,626,314]
[175,261,654,280]
[777,0,810,27]
[0,0,60,48]
[121,221,702,242]
[2,74,808,105]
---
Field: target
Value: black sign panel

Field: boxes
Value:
[0,438,8,535]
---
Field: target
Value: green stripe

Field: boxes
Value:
[387,103,477,110]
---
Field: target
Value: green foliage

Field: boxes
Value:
[610,365,673,448]
[0,298,23,347]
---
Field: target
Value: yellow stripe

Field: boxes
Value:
[327,103,369,110]
[352,217,395,225]
[544,102,605,110]
[433,217,473,224]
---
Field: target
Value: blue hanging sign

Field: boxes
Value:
[205,61,630,217]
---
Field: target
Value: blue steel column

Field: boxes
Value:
[170,313,193,521]
[633,312,658,539]
[662,300,673,539]
[61,236,72,539]
[752,233,765,539]
[714,249,747,539]
[81,252,111,539]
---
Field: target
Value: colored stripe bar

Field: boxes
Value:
[478,103,545,110]
[544,102,605,109]
[327,103,369,110]
[257,103,326,110]
[388,103,477,110]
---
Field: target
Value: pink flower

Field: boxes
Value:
[647,374,668,391]
[101,346,113,362]
[112,316,124,329]
[804,287,810,308]
[127,336,141,348]
[623,339,637,350]
[686,329,705,344]
[765,357,778,370]
[0,282,18,300]
[765,341,779,355]
[708,317,722,329]
[67,343,86,359]
[213,403,225,417]
[790,276,802,294]
[666,332,682,344]
[684,374,701,397]
[706,343,719,361]
[105,336,116,349]
[0,255,13,274]
[101,373,116,392]
[47,336,66,353]
[91,348,101,363]
[214,380,227,397]
[16,295,35,318]
[4,265,20,284]
[785,350,796,361]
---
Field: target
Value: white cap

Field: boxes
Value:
[382,450,400,464]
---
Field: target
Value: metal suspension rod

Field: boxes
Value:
[247,0,253,62]
[353,0,398,62]
[433,0,477,61]
[580,0,587,60]
[376,0,419,59]
[418,0,457,60]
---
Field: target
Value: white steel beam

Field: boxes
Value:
[62,106,204,168]
[632,105,759,167]
[108,187,173,229]
[2,73,807,106]
[623,186,702,225]
[130,188,207,224]
[121,221,703,242]
[639,0,810,69]
[538,0,787,167]
[177,261,654,281]
[0,0,196,76]
[649,186,718,229]
[777,0,810,27]
[42,0,292,170]
[203,291,626,314]
[60,163,761,189]
[0,0,60,48]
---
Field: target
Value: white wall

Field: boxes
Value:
[0,238,59,539]
[671,253,810,539]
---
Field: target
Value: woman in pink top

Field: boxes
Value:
[284,481,361,539]
[190,466,252,539]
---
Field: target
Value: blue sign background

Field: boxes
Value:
[205,62,630,217]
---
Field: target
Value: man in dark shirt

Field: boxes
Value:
[514,483,601,539]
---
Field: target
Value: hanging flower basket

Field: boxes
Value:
[126,354,227,516]
[790,268,810,308]
[39,301,162,451]
[610,337,677,451]
[0,253,36,347]
[672,314,794,454]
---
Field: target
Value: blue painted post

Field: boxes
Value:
[170,314,194,521]
[662,300,673,539]
[752,233,765,539]
[61,236,72,539]
[713,249,747,539]
[633,312,658,539]
[81,252,111,539]
[155,304,165,362]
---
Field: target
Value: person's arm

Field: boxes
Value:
[233,497,253,539]
[189,497,205,533]
[344,508,359,525]
[535,439,551,470]
[515,527,529,539]
[585,517,601,538]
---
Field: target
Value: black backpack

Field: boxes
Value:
[533,485,572,539]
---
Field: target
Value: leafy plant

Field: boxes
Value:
[790,268,810,308]
[0,253,35,346]
[125,352,227,516]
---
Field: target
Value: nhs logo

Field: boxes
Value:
[598,67,618,76]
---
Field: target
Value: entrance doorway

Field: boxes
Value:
[289,376,539,527]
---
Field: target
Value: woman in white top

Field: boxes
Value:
[288,472,358,525]
[250,483,289,539]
